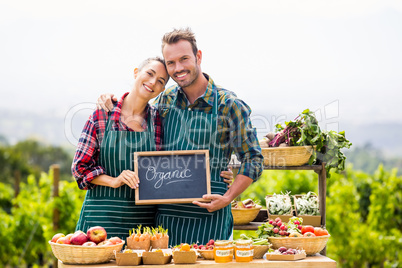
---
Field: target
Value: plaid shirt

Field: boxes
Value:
[154,73,263,181]
[72,92,163,190]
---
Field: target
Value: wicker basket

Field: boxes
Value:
[49,241,125,264]
[231,205,262,225]
[253,245,270,259]
[268,235,329,255]
[198,250,214,260]
[262,146,315,166]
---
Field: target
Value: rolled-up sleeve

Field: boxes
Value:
[71,113,106,190]
[227,99,263,181]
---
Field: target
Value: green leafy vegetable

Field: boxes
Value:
[295,192,320,216]
[239,234,270,245]
[266,192,292,215]
[269,109,352,177]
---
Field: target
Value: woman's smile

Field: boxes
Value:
[143,84,154,93]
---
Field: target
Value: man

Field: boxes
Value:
[98,28,263,245]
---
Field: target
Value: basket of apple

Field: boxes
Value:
[49,226,125,264]
[256,217,330,255]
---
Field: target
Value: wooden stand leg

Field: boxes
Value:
[318,162,327,256]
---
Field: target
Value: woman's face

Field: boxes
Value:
[134,61,168,100]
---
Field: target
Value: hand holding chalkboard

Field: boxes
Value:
[134,150,211,204]
[193,194,231,213]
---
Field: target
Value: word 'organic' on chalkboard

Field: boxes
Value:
[134,150,211,204]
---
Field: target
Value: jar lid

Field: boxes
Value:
[215,240,232,246]
[236,239,253,245]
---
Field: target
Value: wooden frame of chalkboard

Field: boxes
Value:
[134,150,211,204]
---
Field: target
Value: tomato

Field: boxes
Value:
[313,227,321,236]
[301,225,314,234]
[303,232,316,237]
[314,228,329,236]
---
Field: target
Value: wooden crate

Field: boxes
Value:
[265,194,294,222]
[293,194,321,227]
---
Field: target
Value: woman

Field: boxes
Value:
[72,57,233,240]
[72,57,168,239]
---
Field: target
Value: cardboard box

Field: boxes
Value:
[142,250,172,265]
[150,236,169,249]
[115,252,142,266]
[172,250,197,264]
[265,252,306,261]
[299,215,321,226]
[293,194,321,227]
[126,236,150,251]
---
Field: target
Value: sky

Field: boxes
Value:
[1,0,402,144]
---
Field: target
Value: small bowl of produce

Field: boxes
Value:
[265,247,306,261]
[231,199,262,225]
[172,243,197,264]
[238,234,271,259]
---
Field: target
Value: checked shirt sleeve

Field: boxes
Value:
[71,111,106,190]
[226,98,263,181]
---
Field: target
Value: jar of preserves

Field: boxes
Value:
[214,240,233,263]
[235,239,253,262]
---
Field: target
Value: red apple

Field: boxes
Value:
[108,237,123,245]
[82,241,97,246]
[65,233,74,240]
[97,240,113,246]
[56,236,71,244]
[87,226,107,244]
[51,233,65,243]
[70,231,88,245]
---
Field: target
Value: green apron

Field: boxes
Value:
[156,89,233,245]
[76,112,157,240]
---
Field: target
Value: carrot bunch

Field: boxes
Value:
[129,225,151,242]
[150,226,169,241]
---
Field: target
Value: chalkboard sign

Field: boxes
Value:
[134,150,211,204]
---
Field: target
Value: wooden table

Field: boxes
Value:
[58,254,336,268]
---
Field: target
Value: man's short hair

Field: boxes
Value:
[161,27,198,56]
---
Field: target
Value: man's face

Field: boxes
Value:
[163,39,201,89]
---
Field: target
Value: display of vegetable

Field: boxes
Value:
[256,217,303,238]
[266,193,292,215]
[265,109,352,177]
[295,192,320,216]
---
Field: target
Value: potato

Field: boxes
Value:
[259,139,270,148]
[279,143,289,147]
[265,132,276,140]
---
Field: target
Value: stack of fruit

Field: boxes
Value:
[50,226,123,246]
[49,226,125,264]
